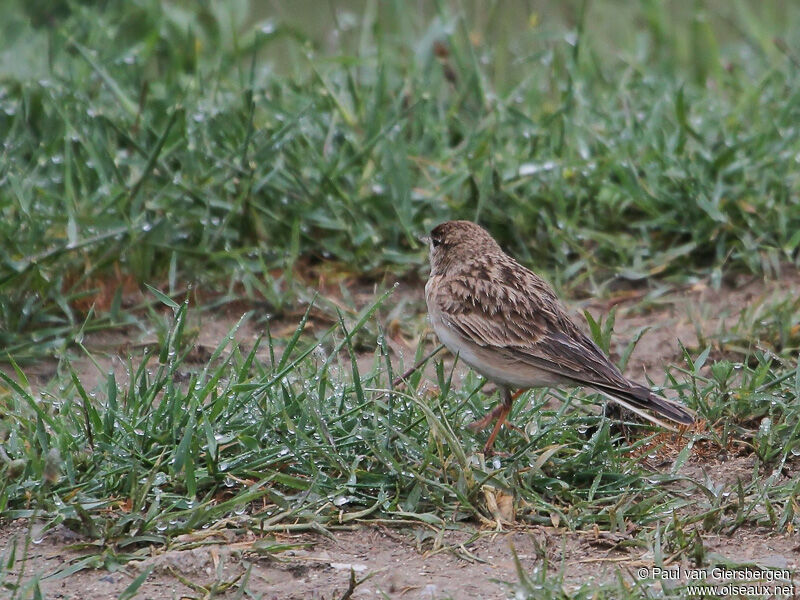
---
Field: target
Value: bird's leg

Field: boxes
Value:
[469,388,526,430]
[481,387,514,454]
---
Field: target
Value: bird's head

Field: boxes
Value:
[427,220,502,276]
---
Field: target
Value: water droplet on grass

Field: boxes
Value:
[519,161,556,177]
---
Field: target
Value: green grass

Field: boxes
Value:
[1,1,800,598]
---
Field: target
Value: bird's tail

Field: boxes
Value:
[593,382,695,431]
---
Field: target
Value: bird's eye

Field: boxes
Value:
[431,236,441,248]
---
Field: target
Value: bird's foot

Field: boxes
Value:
[468,404,508,431]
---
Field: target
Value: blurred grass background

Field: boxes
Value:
[2,0,799,359]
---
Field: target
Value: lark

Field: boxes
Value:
[425,220,694,454]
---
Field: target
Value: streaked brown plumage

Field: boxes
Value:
[424,220,694,454]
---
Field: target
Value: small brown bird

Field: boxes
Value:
[424,220,694,454]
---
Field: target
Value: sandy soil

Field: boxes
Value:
[3,512,798,600]
[3,501,798,599]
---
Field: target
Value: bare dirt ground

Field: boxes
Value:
[3,512,798,599]
[3,268,800,599]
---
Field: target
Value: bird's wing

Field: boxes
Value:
[435,275,632,390]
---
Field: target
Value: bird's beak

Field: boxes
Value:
[418,234,431,245]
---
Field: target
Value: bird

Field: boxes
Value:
[424,220,695,454]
